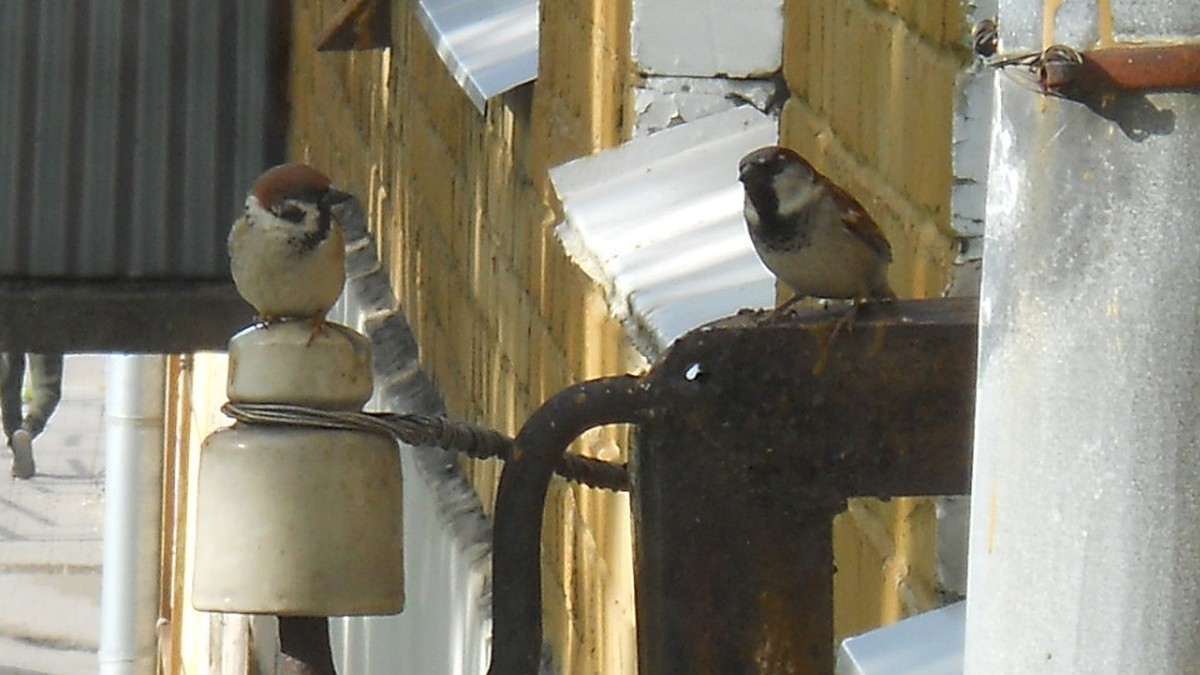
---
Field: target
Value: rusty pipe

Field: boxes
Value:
[488,375,647,675]
[1084,44,1200,91]
[994,43,1200,95]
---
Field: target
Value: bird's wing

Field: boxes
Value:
[823,179,893,261]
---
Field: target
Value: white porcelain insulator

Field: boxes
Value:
[227,321,373,410]
[192,425,404,615]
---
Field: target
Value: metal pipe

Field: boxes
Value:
[98,355,166,675]
[488,375,646,675]
[966,3,1200,672]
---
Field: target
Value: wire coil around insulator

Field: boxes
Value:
[221,401,630,492]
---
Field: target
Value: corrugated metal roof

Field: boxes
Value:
[550,106,778,357]
[0,0,285,280]
[412,0,538,112]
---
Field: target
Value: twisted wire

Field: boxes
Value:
[221,402,629,492]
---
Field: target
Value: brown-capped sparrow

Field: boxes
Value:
[228,164,353,331]
[738,146,895,316]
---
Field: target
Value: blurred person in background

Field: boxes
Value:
[1,352,63,479]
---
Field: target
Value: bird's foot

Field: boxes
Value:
[306,314,328,346]
[828,295,894,340]
[766,295,807,321]
[828,301,862,341]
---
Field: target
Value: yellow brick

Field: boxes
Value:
[806,1,826,111]
[855,10,889,167]
[830,0,861,147]
[782,0,808,99]
[901,43,960,220]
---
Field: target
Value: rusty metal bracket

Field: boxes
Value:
[991,42,1200,140]
[489,376,647,675]
[487,298,977,674]
[633,298,977,674]
[1080,44,1200,91]
[995,43,1200,93]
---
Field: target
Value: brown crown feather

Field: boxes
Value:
[250,164,333,209]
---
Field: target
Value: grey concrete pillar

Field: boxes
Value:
[965,3,1200,672]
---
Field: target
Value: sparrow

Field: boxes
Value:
[228,164,353,332]
[738,146,895,316]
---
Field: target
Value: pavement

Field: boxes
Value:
[0,355,106,674]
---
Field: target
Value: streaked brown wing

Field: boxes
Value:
[821,177,893,261]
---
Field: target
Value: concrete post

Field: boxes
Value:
[965,3,1200,672]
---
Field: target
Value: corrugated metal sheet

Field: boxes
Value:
[0,0,285,280]
[838,601,964,674]
[412,0,538,112]
[549,106,777,358]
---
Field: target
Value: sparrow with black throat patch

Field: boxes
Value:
[738,146,895,324]
[228,164,354,336]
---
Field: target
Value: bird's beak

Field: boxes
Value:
[324,188,355,207]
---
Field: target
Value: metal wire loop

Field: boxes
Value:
[221,401,629,492]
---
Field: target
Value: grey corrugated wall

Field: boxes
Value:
[0,0,287,279]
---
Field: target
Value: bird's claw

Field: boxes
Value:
[306,315,328,346]
[766,295,806,321]
[828,303,860,341]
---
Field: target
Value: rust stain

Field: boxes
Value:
[752,588,810,674]
[1097,0,1114,46]
[869,324,887,357]
[1042,0,1063,51]
[809,323,835,376]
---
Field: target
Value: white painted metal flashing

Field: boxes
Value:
[837,602,965,675]
[631,0,783,77]
[550,106,777,358]
[325,200,491,675]
[413,0,538,113]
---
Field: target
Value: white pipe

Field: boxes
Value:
[99,355,167,675]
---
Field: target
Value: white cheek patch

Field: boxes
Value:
[772,172,819,218]
[743,201,761,228]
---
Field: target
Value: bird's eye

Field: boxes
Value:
[277,204,306,223]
